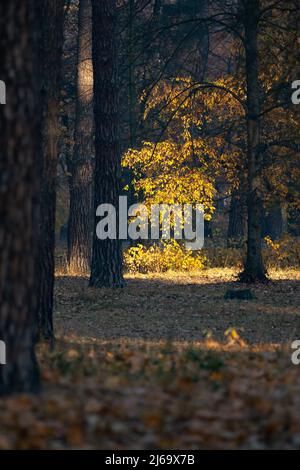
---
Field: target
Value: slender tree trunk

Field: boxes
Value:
[239,0,267,283]
[227,190,246,245]
[281,203,289,235]
[89,0,124,287]
[0,0,40,394]
[264,202,283,240]
[195,0,209,81]
[38,0,64,341]
[68,0,93,274]
[128,0,135,148]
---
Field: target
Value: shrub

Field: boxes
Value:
[204,236,300,270]
[124,240,207,273]
[203,244,244,269]
[263,235,300,269]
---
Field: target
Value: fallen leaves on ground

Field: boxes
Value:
[0,337,299,449]
[1,269,300,449]
[54,269,300,346]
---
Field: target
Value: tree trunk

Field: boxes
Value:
[281,203,289,235]
[195,0,209,81]
[128,0,135,148]
[38,0,64,341]
[68,0,93,274]
[239,0,267,283]
[89,0,124,287]
[0,0,40,394]
[263,202,283,240]
[227,190,246,245]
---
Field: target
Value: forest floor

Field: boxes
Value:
[54,268,300,346]
[1,269,300,449]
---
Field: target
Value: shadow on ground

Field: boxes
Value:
[54,271,300,347]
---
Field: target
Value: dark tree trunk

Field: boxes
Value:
[288,207,300,236]
[227,190,246,245]
[68,0,93,274]
[204,220,213,239]
[89,0,124,287]
[0,0,40,394]
[128,0,135,148]
[263,202,283,240]
[239,0,268,283]
[38,0,64,341]
[195,0,209,81]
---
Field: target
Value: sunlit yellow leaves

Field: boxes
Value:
[123,74,250,212]
[124,241,207,274]
[123,140,216,215]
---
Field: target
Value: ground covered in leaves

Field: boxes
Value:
[1,269,300,449]
[55,269,300,346]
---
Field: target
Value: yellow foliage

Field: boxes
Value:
[125,72,300,218]
[123,140,216,217]
[124,240,206,274]
[204,237,300,270]
[122,75,248,217]
[263,236,300,269]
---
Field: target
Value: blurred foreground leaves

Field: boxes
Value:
[0,336,299,449]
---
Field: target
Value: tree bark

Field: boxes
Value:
[38,0,64,341]
[239,0,268,283]
[89,0,124,287]
[0,0,40,394]
[195,0,209,81]
[227,190,246,245]
[263,202,283,240]
[68,0,93,274]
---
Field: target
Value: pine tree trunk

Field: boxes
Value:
[0,0,40,394]
[68,0,93,275]
[38,0,64,341]
[89,0,124,288]
[239,0,267,283]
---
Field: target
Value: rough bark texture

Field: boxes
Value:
[239,0,268,283]
[89,0,124,287]
[68,0,93,275]
[0,0,40,394]
[38,0,64,341]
